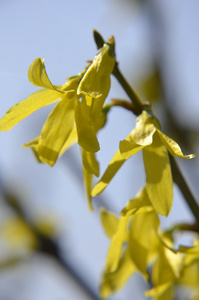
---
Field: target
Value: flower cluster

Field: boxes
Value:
[92,110,195,216]
[0,37,115,210]
[100,188,199,299]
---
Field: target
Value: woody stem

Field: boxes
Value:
[169,155,199,227]
[112,63,143,115]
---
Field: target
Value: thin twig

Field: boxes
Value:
[5,191,100,300]
[112,63,144,115]
[169,155,199,227]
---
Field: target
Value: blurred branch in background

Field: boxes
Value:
[0,188,100,300]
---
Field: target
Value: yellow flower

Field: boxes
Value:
[0,41,115,167]
[100,188,160,298]
[92,110,195,216]
[100,208,136,298]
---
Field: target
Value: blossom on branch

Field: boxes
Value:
[92,110,195,216]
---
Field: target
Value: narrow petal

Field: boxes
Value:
[59,127,77,157]
[128,209,160,279]
[121,187,153,216]
[105,216,129,272]
[28,58,62,91]
[91,149,126,197]
[75,97,100,152]
[37,91,75,166]
[130,110,158,145]
[119,139,144,159]
[82,150,99,177]
[129,235,149,280]
[23,136,42,163]
[129,211,159,278]
[82,149,100,211]
[82,165,93,211]
[119,111,157,159]
[77,43,115,99]
[100,249,136,299]
[143,133,173,216]
[180,261,199,288]
[130,211,160,250]
[101,208,119,239]
[152,246,176,287]
[145,282,173,298]
[0,89,62,131]
[157,129,196,159]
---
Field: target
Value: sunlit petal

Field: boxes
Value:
[59,127,77,157]
[82,149,99,177]
[101,208,119,239]
[145,281,173,298]
[143,133,173,216]
[119,139,144,159]
[37,91,75,166]
[91,149,126,197]
[106,216,129,272]
[28,58,63,91]
[100,249,136,299]
[75,97,100,152]
[121,187,153,216]
[82,165,93,211]
[77,43,115,99]
[0,89,62,131]
[157,129,196,159]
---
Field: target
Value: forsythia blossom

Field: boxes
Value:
[92,110,195,216]
[0,41,115,166]
[0,39,115,210]
[100,188,199,300]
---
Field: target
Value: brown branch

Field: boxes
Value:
[169,155,199,226]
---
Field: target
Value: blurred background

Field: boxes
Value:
[0,0,199,299]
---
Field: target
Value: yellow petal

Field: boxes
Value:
[82,149,99,177]
[157,129,196,159]
[28,58,62,91]
[23,136,42,163]
[119,111,157,159]
[59,127,77,157]
[91,149,126,197]
[129,211,159,278]
[37,91,75,166]
[100,208,119,239]
[77,43,115,99]
[145,281,173,298]
[131,211,159,247]
[90,95,107,132]
[82,164,93,211]
[100,249,136,299]
[119,139,144,159]
[129,235,149,280]
[180,261,199,288]
[164,247,183,278]
[152,250,176,288]
[143,133,173,216]
[0,89,62,131]
[75,97,100,152]
[121,187,153,216]
[129,111,157,146]
[82,150,99,211]
[106,216,129,272]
